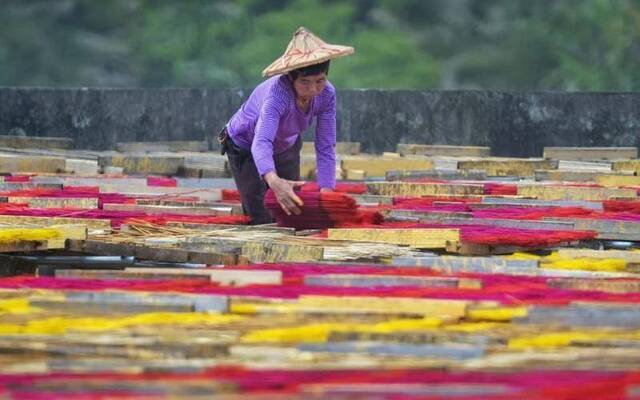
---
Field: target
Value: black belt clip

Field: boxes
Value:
[218,127,228,155]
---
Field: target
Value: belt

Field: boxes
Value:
[218,127,228,155]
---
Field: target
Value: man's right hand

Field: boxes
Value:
[264,172,305,216]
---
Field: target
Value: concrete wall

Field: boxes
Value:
[0,87,638,157]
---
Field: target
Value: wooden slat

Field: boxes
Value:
[612,160,640,173]
[385,209,473,221]
[98,154,185,175]
[304,274,481,289]
[82,240,239,265]
[418,216,575,231]
[0,154,66,173]
[386,169,487,181]
[366,182,484,196]
[297,295,471,318]
[341,156,433,178]
[56,268,282,286]
[0,215,111,231]
[457,158,556,177]
[543,147,638,161]
[547,278,640,294]
[595,174,640,187]
[8,196,99,209]
[445,241,558,256]
[242,241,324,263]
[544,218,640,236]
[116,141,208,153]
[103,203,234,216]
[555,249,640,263]
[397,144,490,157]
[479,197,603,210]
[518,185,637,201]
[65,159,100,175]
[327,228,460,249]
[0,135,74,150]
[166,222,294,234]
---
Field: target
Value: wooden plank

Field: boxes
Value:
[98,154,185,175]
[341,156,433,178]
[518,185,637,201]
[519,304,640,328]
[177,166,230,178]
[116,141,208,153]
[547,278,640,294]
[417,216,575,231]
[65,159,100,175]
[627,262,640,273]
[480,197,604,210]
[344,169,366,180]
[297,295,470,318]
[241,241,324,263]
[555,249,640,263]
[397,144,490,157]
[457,158,556,177]
[536,170,636,183]
[103,203,234,216]
[612,160,640,173]
[366,182,484,196]
[386,209,473,221]
[543,147,638,161]
[595,174,640,187]
[63,291,229,313]
[302,141,361,155]
[558,160,613,172]
[0,135,74,150]
[0,240,49,253]
[544,218,640,235]
[352,194,395,205]
[391,255,540,272]
[298,342,484,359]
[82,240,239,265]
[0,154,66,173]
[386,169,487,181]
[535,170,602,182]
[445,240,555,256]
[327,228,460,249]
[97,185,222,201]
[304,274,481,289]
[166,222,294,234]
[47,224,87,241]
[56,268,282,286]
[0,215,111,231]
[300,155,317,180]
[8,196,99,209]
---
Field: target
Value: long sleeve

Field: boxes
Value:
[315,91,337,189]
[251,95,288,177]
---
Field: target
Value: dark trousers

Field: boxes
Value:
[222,128,301,225]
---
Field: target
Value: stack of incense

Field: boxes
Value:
[265,188,382,230]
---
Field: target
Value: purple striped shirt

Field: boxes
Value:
[226,74,336,189]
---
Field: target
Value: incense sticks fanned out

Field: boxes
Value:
[265,188,383,230]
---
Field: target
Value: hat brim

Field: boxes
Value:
[262,45,354,77]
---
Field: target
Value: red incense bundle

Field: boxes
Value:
[265,188,381,229]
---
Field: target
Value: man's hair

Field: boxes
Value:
[288,60,330,80]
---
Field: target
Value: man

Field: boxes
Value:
[219,27,354,224]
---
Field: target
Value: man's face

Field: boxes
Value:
[293,72,327,100]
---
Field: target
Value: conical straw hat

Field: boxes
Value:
[262,27,354,77]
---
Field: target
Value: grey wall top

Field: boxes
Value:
[0,87,638,157]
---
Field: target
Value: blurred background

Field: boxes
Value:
[1,0,638,90]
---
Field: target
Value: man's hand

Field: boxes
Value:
[264,172,305,216]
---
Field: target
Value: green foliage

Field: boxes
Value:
[0,0,638,90]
